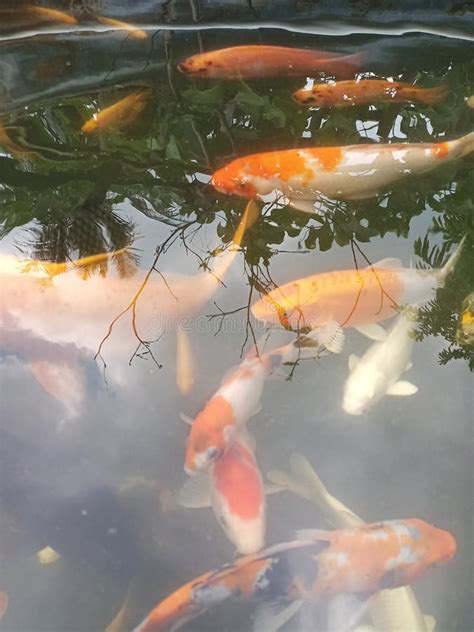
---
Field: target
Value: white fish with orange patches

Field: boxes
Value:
[179,434,268,554]
[211,132,474,212]
[183,325,344,475]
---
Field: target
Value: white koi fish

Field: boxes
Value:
[343,310,418,416]
[211,132,474,213]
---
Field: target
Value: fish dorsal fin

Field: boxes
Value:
[252,600,303,632]
[367,257,402,269]
[348,353,359,371]
[179,412,194,425]
[354,323,388,342]
[295,528,329,541]
[424,615,436,632]
[176,474,211,509]
[386,380,418,396]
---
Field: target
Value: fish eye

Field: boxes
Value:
[206,447,220,461]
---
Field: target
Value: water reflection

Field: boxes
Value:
[0,10,472,632]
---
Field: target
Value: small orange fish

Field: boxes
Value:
[294,80,449,108]
[97,16,147,40]
[26,5,77,25]
[178,45,364,80]
[81,89,152,133]
[132,519,456,632]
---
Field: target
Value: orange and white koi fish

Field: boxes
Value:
[211,132,474,212]
[132,519,456,632]
[179,435,266,554]
[25,4,77,25]
[97,16,147,40]
[294,80,448,108]
[251,239,464,338]
[178,45,363,80]
[0,212,249,414]
[81,89,152,133]
[268,453,437,632]
[183,325,343,474]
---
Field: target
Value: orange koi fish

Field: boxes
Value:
[183,326,343,475]
[251,240,464,338]
[179,435,266,554]
[178,45,363,80]
[81,89,152,133]
[25,5,77,25]
[211,132,474,212]
[294,80,448,108]
[132,519,456,632]
[97,16,147,40]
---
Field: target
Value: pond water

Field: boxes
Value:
[0,4,473,632]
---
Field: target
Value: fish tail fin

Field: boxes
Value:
[458,131,474,158]
[323,51,365,78]
[211,198,256,280]
[438,235,467,283]
[416,84,449,105]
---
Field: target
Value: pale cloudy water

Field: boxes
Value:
[0,10,473,632]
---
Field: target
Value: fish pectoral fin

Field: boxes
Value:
[367,257,402,269]
[348,353,360,371]
[235,426,256,452]
[404,360,413,372]
[295,528,329,541]
[354,323,388,342]
[252,600,303,632]
[309,321,345,354]
[263,482,286,495]
[249,401,263,418]
[176,474,211,509]
[424,615,436,632]
[179,412,194,425]
[326,593,372,632]
[386,380,418,396]
[287,198,320,215]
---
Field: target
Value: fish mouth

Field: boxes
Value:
[177,62,189,74]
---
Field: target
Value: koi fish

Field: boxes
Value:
[179,434,267,554]
[81,89,152,133]
[132,519,456,632]
[343,310,419,415]
[456,291,474,347]
[293,80,448,108]
[183,324,344,474]
[268,453,436,632]
[25,4,77,25]
[0,211,249,411]
[178,45,363,80]
[251,239,465,340]
[211,132,474,212]
[97,16,147,40]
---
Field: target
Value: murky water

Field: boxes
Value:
[0,4,473,632]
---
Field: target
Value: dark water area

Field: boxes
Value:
[0,3,473,632]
